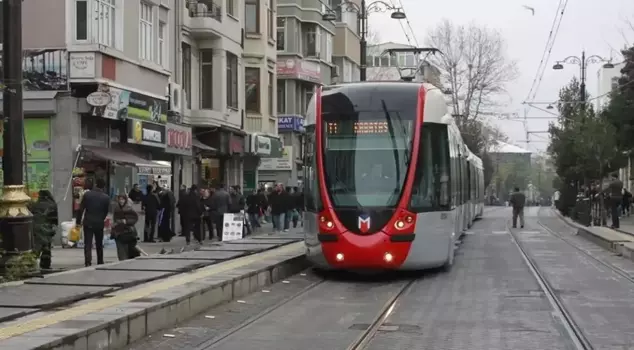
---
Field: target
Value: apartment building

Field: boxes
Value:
[241,0,285,192]
[367,42,443,86]
[6,0,181,222]
[331,0,361,83]
[263,0,341,187]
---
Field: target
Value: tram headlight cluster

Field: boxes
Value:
[319,212,335,231]
[392,210,416,232]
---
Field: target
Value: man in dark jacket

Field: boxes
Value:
[178,185,202,244]
[31,190,58,270]
[76,178,110,266]
[606,173,624,229]
[268,184,288,232]
[210,184,232,240]
[509,187,526,229]
[177,184,187,236]
[142,185,160,242]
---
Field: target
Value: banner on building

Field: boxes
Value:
[259,146,293,171]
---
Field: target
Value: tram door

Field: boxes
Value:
[466,161,472,226]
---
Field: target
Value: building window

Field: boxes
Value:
[158,22,166,67]
[201,50,214,110]
[325,33,332,63]
[276,17,286,51]
[245,67,260,113]
[268,71,274,116]
[75,0,88,41]
[277,79,286,114]
[182,42,192,109]
[267,0,274,40]
[96,0,116,47]
[139,3,153,61]
[226,52,239,109]
[227,0,235,16]
[245,0,259,34]
[302,23,319,57]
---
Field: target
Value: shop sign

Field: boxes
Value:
[252,135,271,156]
[137,166,171,175]
[229,134,244,154]
[278,115,304,132]
[276,58,321,83]
[86,91,111,107]
[69,52,96,79]
[0,119,50,160]
[96,85,168,124]
[165,123,192,155]
[259,146,293,171]
[127,119,166,148]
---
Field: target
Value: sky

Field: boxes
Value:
[368,0,634,153]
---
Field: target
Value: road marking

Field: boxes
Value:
[492,231,508,235]
[0,242,304,340]
[519,231,541,234]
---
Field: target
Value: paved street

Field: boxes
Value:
[125,206,634,350]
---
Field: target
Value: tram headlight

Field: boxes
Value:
[384,253,394,262]
[395,220,405,229]
[336,253,344,261]
[319,213,335,231]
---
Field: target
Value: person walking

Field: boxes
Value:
[141,184,160,242]
[179,185,203,245]
[509,187,526,229]
[268,184,288,233]
[111,194,139,261]
[606,173,624,229]
[210,184,231,241]
[76,178,110,266]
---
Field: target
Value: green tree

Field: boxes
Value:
[549,77,625,189]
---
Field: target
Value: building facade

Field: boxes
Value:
[241,0,284,193]
[596,61,625,112]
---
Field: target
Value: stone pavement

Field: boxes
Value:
[51,221,296,270]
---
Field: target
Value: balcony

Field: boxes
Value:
[185,0,224,39]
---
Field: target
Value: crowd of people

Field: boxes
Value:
[74,179,305,268]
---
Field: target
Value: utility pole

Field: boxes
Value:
[359,0,368,82]
[1,0,33,265]
[553,51,614,106]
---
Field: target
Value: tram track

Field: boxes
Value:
[191,271,418,350]
[507,220,593,350]
[535,207,634,285]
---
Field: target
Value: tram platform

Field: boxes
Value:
[552,208,634,260]
[0,230,307,350]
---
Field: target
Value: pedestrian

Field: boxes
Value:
[606,173,623,229]
[142,184,160,242]
[623,188,632,216]
[30,190,58,270]
[268,183,288,232]
[509,187,526,229]
[210,184,231,241]
[180,185,203,245]
[283,186,294,231]
[127,184,143,203]
[246,189,262,232]
[292,186,303,228]
[111,194,139,261]
[157,186,175,242]
[177,184,187,236]
[75,178,110,267]
[200,188,213,242]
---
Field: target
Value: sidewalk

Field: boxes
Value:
[51,221,301,270]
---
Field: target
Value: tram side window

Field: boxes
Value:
[303,125,321,212]
[409,124,451,212]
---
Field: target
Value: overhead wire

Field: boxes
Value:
[395,0,419,47]
[524,0,569,103]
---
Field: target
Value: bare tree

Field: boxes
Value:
[426,19,518,124]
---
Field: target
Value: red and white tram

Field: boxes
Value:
[303,81,485,271]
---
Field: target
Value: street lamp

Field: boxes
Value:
[322,0,406,81]
[552,51,614,103]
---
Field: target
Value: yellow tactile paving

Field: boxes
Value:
[0,242,303,340]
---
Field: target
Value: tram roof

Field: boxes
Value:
[315,81,450,125]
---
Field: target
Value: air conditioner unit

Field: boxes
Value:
[169,83,182,112]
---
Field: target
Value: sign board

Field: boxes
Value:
[222,212,245,241]
[69,52,96,79]
[259,146,293,171]
[86,91,111,106]
[127,119,166,148]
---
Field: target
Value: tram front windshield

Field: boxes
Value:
[322,107,415,208]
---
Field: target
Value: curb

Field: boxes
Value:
[0,248,309,350]
[550,208,634,260]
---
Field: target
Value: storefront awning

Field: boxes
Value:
[81,145,152,166]
[193,138,217,152]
